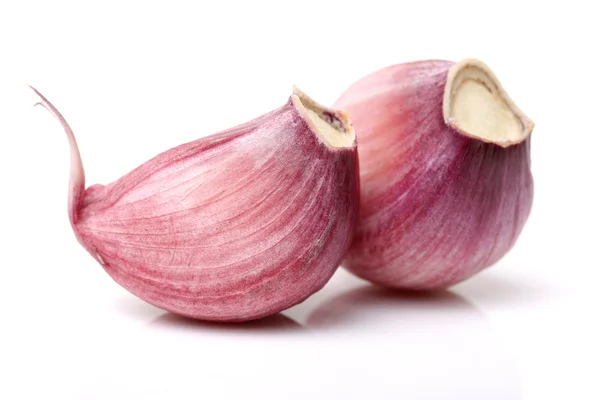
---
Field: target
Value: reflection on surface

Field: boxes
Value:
[307,286,476,329]
[113,295,166,322]
[302,284,522,399]
[113,294,304,333]
[456,269,551,305]
[103,276,522,399]
[150,312,303,333]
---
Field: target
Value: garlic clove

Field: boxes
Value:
[334,59,534,290]
[32,86,359,322]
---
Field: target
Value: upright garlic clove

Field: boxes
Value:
[32,86,358,321]
[334,59,534,290]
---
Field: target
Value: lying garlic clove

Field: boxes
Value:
[334,59,534,290]
[32,86,359,321]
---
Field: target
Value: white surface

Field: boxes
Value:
[0,1,598,399]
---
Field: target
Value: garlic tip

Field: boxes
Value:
[29,86,86,225]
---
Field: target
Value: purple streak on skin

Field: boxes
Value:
[335,60,533,289]
[33,88,359,321]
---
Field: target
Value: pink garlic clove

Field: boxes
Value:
[334,59,534,290]
[32,86,359,322]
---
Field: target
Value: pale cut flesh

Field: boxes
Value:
[443,59,534,147]
[293,87,355,149]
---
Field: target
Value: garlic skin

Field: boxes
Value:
[32,86,358,321]
[334,59,534,290]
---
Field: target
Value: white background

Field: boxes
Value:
[0,1,598,399]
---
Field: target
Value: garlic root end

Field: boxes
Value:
[443,59,534,147]
[292,86,356,149]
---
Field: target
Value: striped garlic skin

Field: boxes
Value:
[35,89,359,321]
[335,60,533,289]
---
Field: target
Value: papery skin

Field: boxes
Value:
[33,88,359,321]
[334,60,533,289]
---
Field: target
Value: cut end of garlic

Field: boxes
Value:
[443,59,534,147]
[292,86,356,149]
